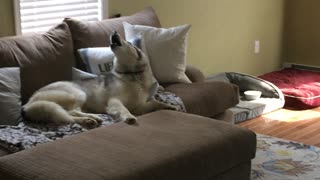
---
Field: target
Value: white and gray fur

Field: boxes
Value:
[22,32,176,126]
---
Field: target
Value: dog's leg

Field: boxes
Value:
[23,101,98,127]
[24,101,101,127]
[137,99,178,115]
[69,110,104,123]
[106,98,137,124]
[23,101,76,124]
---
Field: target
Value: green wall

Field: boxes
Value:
[3,1,320,74]
[1,0,287,75]
[109,0,285,75]
[0,0,15,37]
[283,0,320,67]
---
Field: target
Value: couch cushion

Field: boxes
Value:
[64,7,161,70]
[0,22,74,103]
[0,68,21,125]
[165,81,240,118]
[0,110,256,180]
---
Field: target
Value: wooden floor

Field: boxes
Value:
[238,107,320,147]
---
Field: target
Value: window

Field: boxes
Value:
[14,0,108,34]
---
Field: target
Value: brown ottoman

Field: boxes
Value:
[0,110,256,180]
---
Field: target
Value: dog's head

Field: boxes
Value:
[110,31,148,74]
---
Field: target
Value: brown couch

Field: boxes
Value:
[0,7,256,180]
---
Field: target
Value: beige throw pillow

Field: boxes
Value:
[123,22,192,84]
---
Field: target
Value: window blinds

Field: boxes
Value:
[15,0,103,34]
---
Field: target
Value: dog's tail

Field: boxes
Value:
[23,101,74,124]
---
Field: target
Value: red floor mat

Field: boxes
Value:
[259,68,320,110]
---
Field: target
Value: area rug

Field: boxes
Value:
[252,134,320,180]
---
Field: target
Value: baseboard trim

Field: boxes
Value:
[282,62,320,72]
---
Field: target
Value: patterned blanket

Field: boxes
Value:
[0,92,186,153]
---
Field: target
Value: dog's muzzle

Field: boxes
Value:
[110,31,122,49]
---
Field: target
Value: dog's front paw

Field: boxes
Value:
[81,118,100,127]
[124,117,137,125]
[91,115,104,123]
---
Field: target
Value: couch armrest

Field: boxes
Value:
[185,65,205,83]
[212,110,234,124]
[165,81,239,118]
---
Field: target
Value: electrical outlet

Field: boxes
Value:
[254,40,260,54]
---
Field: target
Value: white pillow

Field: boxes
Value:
[123,22,192,84]
[78,47,114,75]
[77,37,145,75]
[72,67,97,80]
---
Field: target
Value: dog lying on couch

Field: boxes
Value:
[22,31,176,126]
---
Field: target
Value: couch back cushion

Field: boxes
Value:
[0,22,74,103]
[64,7,161,70]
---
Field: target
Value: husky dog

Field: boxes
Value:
[23,32,176,126]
